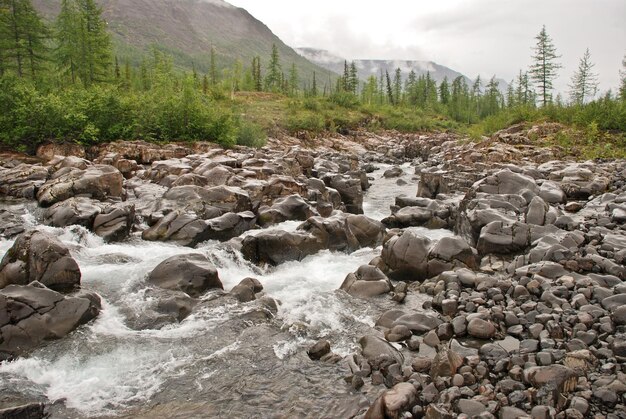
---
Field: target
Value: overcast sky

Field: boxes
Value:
[227,0,625,95]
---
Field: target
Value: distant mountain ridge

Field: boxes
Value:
[296,48,509,93]
[31,0,336,86]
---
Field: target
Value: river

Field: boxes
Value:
[0,163,453,418]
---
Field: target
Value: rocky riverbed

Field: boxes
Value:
[0,125,625,418]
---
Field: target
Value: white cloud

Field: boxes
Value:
[227,0,625,95]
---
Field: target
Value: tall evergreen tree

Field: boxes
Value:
[515,70,533,106]
[209,45,217,86]
[311,71,317,96]
[529,25,561,106]
[348,61,358,94]
[385,70,394,105]
[568,48,598,105]
[56,0,111,86]
[482,76,502,117]
[265,43,281,91]
[288,62,298,96]
[393,68,402,104]
[0,0,49,78]
[439,77,450,105]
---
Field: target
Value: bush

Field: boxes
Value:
[236,120,267,148]
[286,112,325,134]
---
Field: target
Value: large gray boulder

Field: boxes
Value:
[43,197,103,228]
[204,211,257,241]
[147,254,223,297]
[328,174,364,214]
[380,230,431,281]
[0,282,100,360]
[475,169,539,196]
[240,230,324,265]
[257,194,318,227]
[156,185,252,220]
[340,265,393,298]
[0,163,49,199]
[36,165,124,207]
[93,203,135,242]
[141,211,211,247]
[0,230,81,293]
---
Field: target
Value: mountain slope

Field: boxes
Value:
[32,0,336,87]
[297,48,509,93]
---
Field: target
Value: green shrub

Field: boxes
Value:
[237,121,267,148]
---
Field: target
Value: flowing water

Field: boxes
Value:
[0,164,453,418]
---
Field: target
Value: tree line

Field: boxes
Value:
[0,0,625,149]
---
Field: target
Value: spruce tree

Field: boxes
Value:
[393,68,402,104]
[288,62,298,96]
[385,70,394,105]
[529,25,561,106]
[439,77,450,105]
[348,61,358,94]
[209,45,217,86]
[568,48,598,105]
[0,0,49,78]
[311,71,317,96]
[265,43,281,92]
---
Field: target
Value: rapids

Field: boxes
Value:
[0,164,453,418]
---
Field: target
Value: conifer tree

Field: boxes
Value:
[392,68,402,104]
[348,61,358,94]
[311,71,317,96]
[439,77,450,105]
[209,45,217,86]
[0,0,49,78]
[288,62,298,96]
[529,25,561,106]
[515,70,533,106]
[568,48,598,105]
[385,70,394,105]
[265,43,281,92]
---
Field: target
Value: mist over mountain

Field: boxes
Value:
[297,48,509,93]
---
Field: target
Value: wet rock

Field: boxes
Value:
[36,165,124,207]
[364,382,417,419]
[430,344,463,378]
[0,207,27,239]
[229,277,263,303]
[43,197,103,228]
[241,230,324,265]
[383,166,403,178]
[340,265,393,298]
[141,211,211,247]
[156,185,252,220]
[0,402,46,419]
[385,325,412,342]
[152,289,196,323]
[391,312,443,334]
[0,230,81,293]
[0,164,49,199]
[307,339,331,360]
[0,282,100,360]
[147,254,223,297]
[475,169,539,196]
[499,406,528,419]
[424,403,454,419]
[93,203,135,242]
[205,211,257,241]
[381,229,431,281]
[257,194,318,227]
[328,175,364,214]
[359,335,404,365]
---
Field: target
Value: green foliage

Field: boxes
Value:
[236,120,266,148]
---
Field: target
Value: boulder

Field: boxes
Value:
[93,203,135,242]
[364,382,417,419]
[340,265,393,298]
[43,197,103,228]
[475,169,539,196]
[142,211,211,247]
[36,165,124,207]
[0,282,100,360]
[204,211,257,241]
[328,175,363,214]
[381,230,431,281]
[229,277,263,303]
[0,230,81,293]
[0,164,49,199]
[359,335,404,365]
[257,195,318,227]
[241,230,324,265]
[156,185,252,220]
[147,254,223,297]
